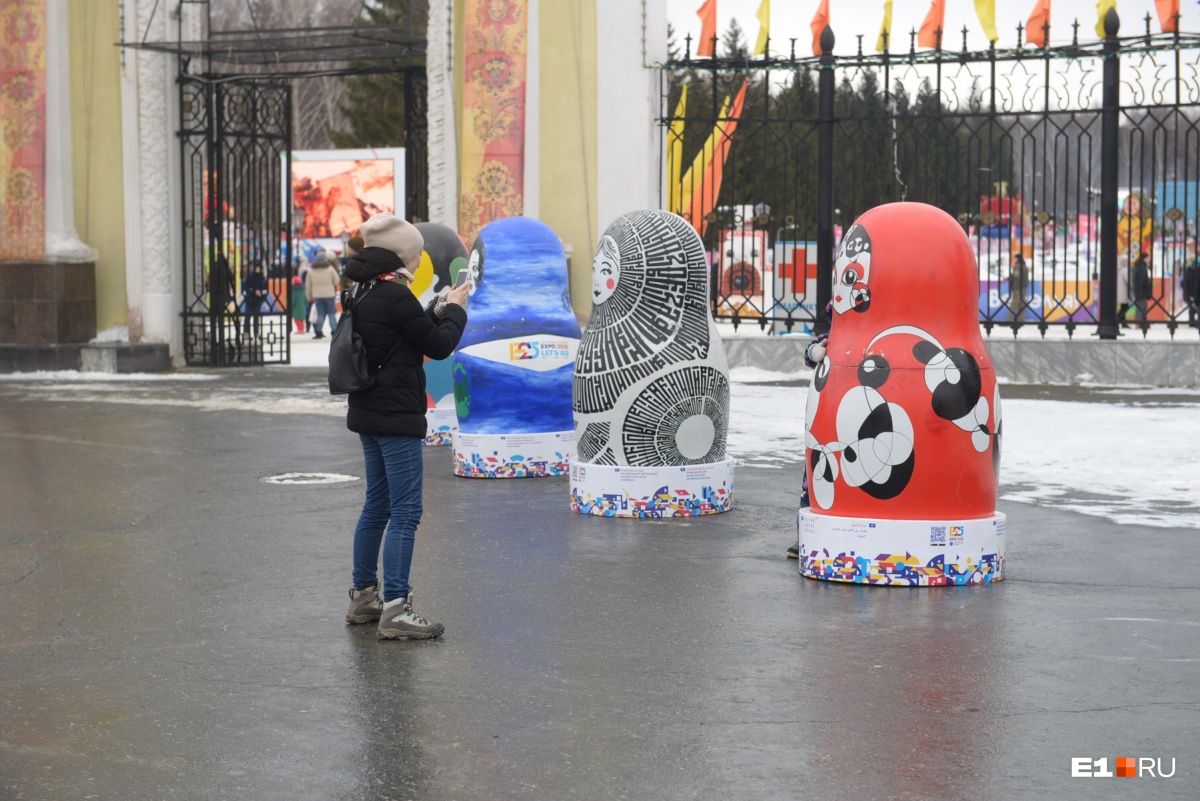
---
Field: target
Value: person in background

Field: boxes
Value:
[242,260,269,338]
[296,255,313,327]
[341,213,470,640]
[306,251,342,339]
[1132,250,1152,329]
[290,275,307,334]
[1182,256,1199,328]
[1009,253,1029,327]
[209,251,236,313]
[340,235,364,294]
[1116,255,1133,330]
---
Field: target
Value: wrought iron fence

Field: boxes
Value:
[180,75,293,366]
[662,11,1200,338]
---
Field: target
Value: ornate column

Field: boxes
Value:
[425,0,458,226]
[120,0,199,355]
[43,0,97,262]
[0,0,97,369]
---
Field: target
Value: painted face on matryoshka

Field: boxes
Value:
[591,235,621,305]
[466,238,485,295]
[832,224,872,315]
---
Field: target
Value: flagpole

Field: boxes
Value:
[1097,6,1121,340]
[816,23,835,337]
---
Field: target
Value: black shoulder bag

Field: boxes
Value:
[328,281,401,395]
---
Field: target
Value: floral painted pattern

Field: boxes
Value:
[0,0,45,260]
[458,0,526,242]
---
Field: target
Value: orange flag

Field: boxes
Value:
[1026,0,1051,47]
[917,0,946,49]
[1156,0,1179,33]
[689,79,750,237]
[811,0,831,56]
[696,0,718,57]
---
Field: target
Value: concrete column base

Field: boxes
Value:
[80,342,171,373]
[0,261,97,373]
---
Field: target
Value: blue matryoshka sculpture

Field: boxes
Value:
[569,209,735,517]
[451,216,581,478]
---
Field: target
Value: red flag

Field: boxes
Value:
[811,0,830,56]
[1156,0,1179,33]
[1026,0,1051,47]
[696,0,718,57]
[917,0,946,49]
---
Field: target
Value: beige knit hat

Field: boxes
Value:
[360,213,424,265]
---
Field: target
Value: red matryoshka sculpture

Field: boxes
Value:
[799,203,1006,586]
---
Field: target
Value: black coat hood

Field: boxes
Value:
[344,247,406,283]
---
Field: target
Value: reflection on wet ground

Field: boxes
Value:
[0,369,1196,800]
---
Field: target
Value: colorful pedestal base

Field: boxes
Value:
[452,430,574,478]
[569,457,735,518]
[423,408,457,446]
[798,510,1006,586]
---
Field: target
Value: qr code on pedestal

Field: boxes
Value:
[930,526,947,546]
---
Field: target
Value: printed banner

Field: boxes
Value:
[290,149,405,251]
[453,430,573,478]
[570,458,735,518]
[458,0,527,242]
[424,407,458,447]
[798,511,1006,586]
[457,334,580,373]
[0,0,47,260]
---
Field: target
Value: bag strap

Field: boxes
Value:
[346,279,404,374]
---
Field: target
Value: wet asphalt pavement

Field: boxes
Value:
[0,369,1197,801]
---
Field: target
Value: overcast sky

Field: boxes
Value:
[665,0,1189,57]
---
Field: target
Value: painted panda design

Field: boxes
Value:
[799,202,1007,586]
[803,204,1002,517]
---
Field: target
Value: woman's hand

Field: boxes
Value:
[445,282,470,307]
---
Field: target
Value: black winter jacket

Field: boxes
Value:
[343,247,467,437]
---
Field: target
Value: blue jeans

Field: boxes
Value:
[313,296,338,335]
[353,434,423,602]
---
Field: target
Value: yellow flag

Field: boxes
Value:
[975,0,998,43]
[1095,0,1117,38]
[667,86,688,214]
[679,94,733,223]
[754,0,770,56]
[875,0,894,52]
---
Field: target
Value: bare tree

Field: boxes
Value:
[208,0,364,149]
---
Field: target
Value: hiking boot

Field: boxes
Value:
[345,583,382,624]
[786,544,800,559]
[377,593,444,640]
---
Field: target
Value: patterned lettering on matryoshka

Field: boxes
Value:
[573,210,730,468]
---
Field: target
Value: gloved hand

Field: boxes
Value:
[804,333,829,369]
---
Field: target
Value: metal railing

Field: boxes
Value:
[662,10,1200,338]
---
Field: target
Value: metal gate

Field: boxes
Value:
[180,75,293,366]
[405,69,429,224]
[663,15,1200,339]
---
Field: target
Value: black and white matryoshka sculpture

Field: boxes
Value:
[569,210,734,517]
[799,202,1005,586]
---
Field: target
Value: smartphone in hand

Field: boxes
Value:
[452,270,469,289]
